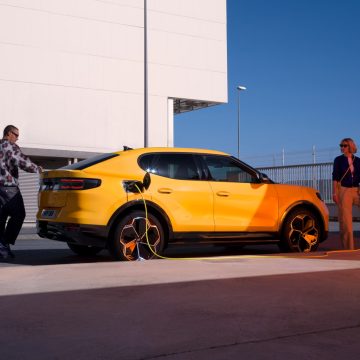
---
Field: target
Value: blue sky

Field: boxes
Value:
[174,0,360,166]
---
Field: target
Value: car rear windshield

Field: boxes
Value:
[61,153,119,170]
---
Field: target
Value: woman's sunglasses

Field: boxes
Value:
[339,144,348,148]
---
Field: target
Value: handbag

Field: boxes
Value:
[0,186,19,207]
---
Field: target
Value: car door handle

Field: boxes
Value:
[216,191,230,197]
[158,188,173,194]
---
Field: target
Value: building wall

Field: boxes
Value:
[0,0,227,154]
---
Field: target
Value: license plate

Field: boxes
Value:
[41,209,57,219]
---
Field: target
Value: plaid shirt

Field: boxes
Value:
[0,139,40,186]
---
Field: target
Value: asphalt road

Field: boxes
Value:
[1,228,360,359]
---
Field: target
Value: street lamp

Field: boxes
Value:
[144,0,148,147]
[236,85,246,158]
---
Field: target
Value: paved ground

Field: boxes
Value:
[1,226,360,359]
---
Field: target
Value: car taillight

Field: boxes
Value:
[59,178,85,190]
[41,178,101,191]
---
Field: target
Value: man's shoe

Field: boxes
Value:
[4,244,15,259]
[0,244,9,259]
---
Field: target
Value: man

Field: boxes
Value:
[0,125,42,259]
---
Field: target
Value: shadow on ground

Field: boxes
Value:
[2,231,360,266]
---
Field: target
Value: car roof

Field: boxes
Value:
[114,147,230,156]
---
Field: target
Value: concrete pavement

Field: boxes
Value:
[1,229,360,359]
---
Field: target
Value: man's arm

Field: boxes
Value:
[13,144,41,173]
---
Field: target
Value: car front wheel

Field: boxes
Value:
[109,211,165,261]
[280,208,321,253]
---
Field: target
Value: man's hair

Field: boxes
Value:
[3,125,18,138]
[341,138,358,154]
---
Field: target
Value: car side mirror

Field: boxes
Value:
[258,172,274,184]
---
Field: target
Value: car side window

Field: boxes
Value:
[202,155,257,183]
[139,154,200,180]
[138,154,156,173]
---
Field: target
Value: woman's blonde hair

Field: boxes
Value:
[341,138,357,154]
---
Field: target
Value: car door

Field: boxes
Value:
[201,155,279,232]
[139,153,214,232]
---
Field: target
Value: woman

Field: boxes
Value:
[332,138,360,250]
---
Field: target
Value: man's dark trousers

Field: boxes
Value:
[0,191,26,245]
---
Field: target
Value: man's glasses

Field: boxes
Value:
[11,131,19,138]
[339,144,348,148]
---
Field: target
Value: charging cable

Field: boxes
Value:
[133,184,332,261]
[134,183,183,260]
[133,184,293,261]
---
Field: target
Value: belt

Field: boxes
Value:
[341,185,359,188]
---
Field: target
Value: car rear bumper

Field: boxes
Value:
[37,220,109,247]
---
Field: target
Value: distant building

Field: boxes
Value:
[0,0,228,221]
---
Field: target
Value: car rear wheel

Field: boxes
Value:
[67,242,103,256]
[109,210,165,261]
[280,208,321,253]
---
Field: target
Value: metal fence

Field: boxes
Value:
[257,162,334,203]
[243,147,339,168]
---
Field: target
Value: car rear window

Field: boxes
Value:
[61,153,119,170]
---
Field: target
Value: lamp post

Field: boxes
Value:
[236,85,246,158]
[144,0,148,147]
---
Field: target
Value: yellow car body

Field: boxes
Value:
[37,147,329,260]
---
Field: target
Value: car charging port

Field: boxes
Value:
[123,173,151,193]
[123,180,144,193]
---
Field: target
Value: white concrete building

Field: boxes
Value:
[0,0,228,220]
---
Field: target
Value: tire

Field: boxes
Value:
[280,208,321,253]
[109,210,165,261]
[67,242,103,256]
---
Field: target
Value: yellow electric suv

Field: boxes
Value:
[37,147,329,260]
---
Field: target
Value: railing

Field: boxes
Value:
[242,146,339,167]
[257,162,334,203]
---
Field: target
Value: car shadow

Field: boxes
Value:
[1,249,113,266]
[3,245,280,266]
[2,231,358,266]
